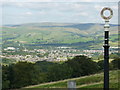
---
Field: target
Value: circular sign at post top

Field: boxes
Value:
[101,7,113,20]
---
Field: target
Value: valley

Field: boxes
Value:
[1,23,118,50]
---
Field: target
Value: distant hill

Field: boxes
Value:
[1,23,118,49]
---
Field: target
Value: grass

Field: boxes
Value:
[24,70,119,89]
[80,82,119,88]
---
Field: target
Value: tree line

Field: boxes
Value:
[2,56,120,89]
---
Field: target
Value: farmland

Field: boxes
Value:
[1,23,118,49]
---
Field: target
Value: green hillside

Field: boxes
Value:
[24,70,119,89]
[1,23,118,49]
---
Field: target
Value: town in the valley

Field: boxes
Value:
[1,46,118,63]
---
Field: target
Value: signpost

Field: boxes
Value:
[101,7,113,90]
[68,80,76,90]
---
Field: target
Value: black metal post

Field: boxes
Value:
[103,29,110,90]
[101,7,113,90]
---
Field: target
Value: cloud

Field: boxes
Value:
[94,5,103,10]
[3,2,85,13]
[94,4,118,11]
[25,12,32,15]
[111,6,118,10]
[72,3,84,9]
[76,12,88,16]
[38,11,46,15]
[1,0,120,2]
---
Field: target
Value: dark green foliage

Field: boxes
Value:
[97,60,104,70]
[66,56,99,77]
[97,57,120,71]
[2,66,10,89]
[2,55,119,89]
[2,62,46,89]
[111,57,120,69]
[35,61,57,72]
[47,64,73,81]
[9,62,42,88]
[110,53,119,59]
[97,60,114,71]
[2,58,16,65]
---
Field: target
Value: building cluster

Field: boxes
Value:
[1,46,118,63]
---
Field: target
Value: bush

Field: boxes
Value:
[111,57,120,69]
[66,55,99,77]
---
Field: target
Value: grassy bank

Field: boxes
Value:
[24,70,119,89]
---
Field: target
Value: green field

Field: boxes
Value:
[24,70,119,89]
[2,23,118,49]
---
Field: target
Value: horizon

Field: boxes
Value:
[2,22,119,26]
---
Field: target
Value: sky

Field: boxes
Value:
[0,0,119,25]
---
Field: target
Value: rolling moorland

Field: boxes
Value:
[1,23,119,89]
[1,23,119,49]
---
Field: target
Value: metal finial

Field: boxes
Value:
[101,7,113,21]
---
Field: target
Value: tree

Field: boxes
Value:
[2,66,10,89]
[110,53,119,59]
[97,60,113,71]
[111,57,120,69]
[66,55,99,77]
[97,60,104,70]
[47,63,73,81]
[9,62,41,88]
[2,58,16,65]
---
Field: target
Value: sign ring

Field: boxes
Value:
[101,7,113,20]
